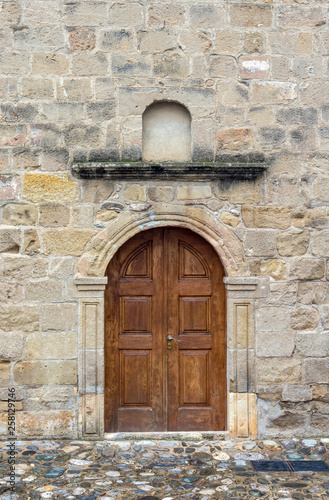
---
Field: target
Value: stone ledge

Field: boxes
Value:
[75,277,108,291]
[71,161,268,181]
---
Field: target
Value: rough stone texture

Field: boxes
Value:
[0,0,328,438]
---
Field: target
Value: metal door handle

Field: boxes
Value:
[167,334,181,342]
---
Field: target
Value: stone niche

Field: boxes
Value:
[142,101,192,162]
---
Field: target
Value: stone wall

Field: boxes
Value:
[0,0,329,438]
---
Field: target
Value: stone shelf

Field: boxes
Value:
[71,161,268,181]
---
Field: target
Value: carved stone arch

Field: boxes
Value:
[76,203,246,278]
[74,203,260,440]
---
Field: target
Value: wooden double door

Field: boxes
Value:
[105,228,226,432]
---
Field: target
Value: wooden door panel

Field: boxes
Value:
[120,350,151,406]
[179,350,210,406]
[120,296,151,333]
[177,408,213,431]
[180,297,210,334]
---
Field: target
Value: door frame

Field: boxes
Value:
[74,203,263,439]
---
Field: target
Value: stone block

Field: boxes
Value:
[0,305,39,332]
[261,282,297,307]
[217,128,253,150]
[16,411,75,437]
[214,30,242,55]
[0,1,21,24]
[23,229,40,254]
[63,2,107,26]
[256,358,302,385]
[56,78,92,101]
[26,280,63,302]
[190,5,226,28]
[23,1,60,24]
[291,306,319,330]
[178,30,211,55]
[24,332,77,360]
[297,33,313,55]
[261,259,286,281]
[258,127,285,149]
[69,28,96,51]
[25,386,72,411]
[289,127,316,151]
[0,333,23,360]
[265,179,308,206]
[13,26,65,51]
[296,333,329,357]
[0,125,26,146]
[23,174,78,203]
[0,229,20,253]
[0,53,29,75]
[209,56,237,79]
[3,256,47,280]
[96,209,117,223]
[229,5,272,28]
[94,78,115,100]
[148,187,174,203]
[242,206,290,229]
[39,204,70,227]
[256,307,290,332]
[42,103,84,123]
[43,229,95,256]
[298,282,329,305]
[124,185,146,202]
[49,257,75,279]
[277,230,309,257]
[221,212,240,228]
[304,358,329,384]
[3,204,37,226]
[282,385,312,403]
[251,81,297,105]
[290,258,324,281]
[1,103,38,123]
[109,3,144,28]
[72,52,108,76]
[256,331,295,358]
[0,362,10,385]
[214,179,260,204]
[71,205,94,228]
[138,30,176,53]
[40,303,78,331]
[148,4,185,27]
[0,283,23,303]
[312,230,329,257]
[313,178,329,203]
[64,124,102,147]
[30,124,61,148]
[86,101,115,122]
[0,175,20,200]
[239,56,269,80]
[177,186,212,200]
[153,53,189,78]
[244,230,277,257]
[276,6,325,29]
[80,179,114,203]
[32,53,69,75]
[100,28,134,53]
[21,78,54,99]
[276,107,317,126]
[244,32,265,54]
[320,305,329,329]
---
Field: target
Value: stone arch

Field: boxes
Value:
[76,203,246,278]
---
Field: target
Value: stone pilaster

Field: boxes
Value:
[75,277,107,439]
[224,277,268,438]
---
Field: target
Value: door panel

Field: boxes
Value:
[105,228,226,432]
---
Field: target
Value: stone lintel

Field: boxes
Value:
[71,161,268,181]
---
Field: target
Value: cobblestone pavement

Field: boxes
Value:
[1,437,329,499]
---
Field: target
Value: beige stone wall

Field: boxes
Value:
[0,0,329,438]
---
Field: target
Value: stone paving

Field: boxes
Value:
[1,437,329,499]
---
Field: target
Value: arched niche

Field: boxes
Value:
[142,101,192,162]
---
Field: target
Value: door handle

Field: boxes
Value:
[167,334,181,342]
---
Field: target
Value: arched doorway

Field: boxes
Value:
[104,227,226,432]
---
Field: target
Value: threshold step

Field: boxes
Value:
[104,431,230,441]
